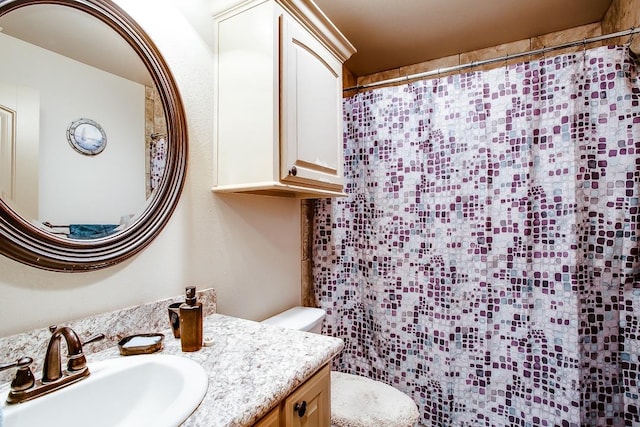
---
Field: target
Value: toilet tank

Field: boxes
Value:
[261,306,326,334]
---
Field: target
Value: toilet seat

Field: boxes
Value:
[330,371,419,427]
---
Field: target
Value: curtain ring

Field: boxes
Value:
[627,27,636,47]
[504,53,510,78]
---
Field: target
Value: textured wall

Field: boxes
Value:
[602,0,640,52]
[347,0,639,91]
[351,23,603,91]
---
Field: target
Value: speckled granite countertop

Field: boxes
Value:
[91,314,344,426]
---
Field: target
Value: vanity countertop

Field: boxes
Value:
[92,313,344,426]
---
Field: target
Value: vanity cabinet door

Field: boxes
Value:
[254,406,280,427]
[279,13,344,193]
[282,364,330,427]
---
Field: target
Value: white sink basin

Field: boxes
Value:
[2,354,208,427]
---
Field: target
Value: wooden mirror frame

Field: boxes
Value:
[0,0,188,272]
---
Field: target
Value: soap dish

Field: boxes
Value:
[118,333,164,356]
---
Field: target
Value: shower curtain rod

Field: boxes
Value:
[344,27,640,92]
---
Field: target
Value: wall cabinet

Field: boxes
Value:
[254,363,331,426]
[213,0,356,198]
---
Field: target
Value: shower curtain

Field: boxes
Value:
[149,136,166,192]
[313,45,640,426]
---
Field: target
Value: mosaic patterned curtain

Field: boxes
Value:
[313,45,640,426]
[150,136,166,192]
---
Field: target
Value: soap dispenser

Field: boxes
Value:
[179,286,203,352]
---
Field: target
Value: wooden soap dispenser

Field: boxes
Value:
[179,286,203,352]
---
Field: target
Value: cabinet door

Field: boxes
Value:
[254,406,280,427]
[280,14,344,192]
[283,364,331,427]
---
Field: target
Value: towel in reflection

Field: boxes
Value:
[68,224,118,239]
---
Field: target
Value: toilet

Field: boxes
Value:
[262,306,420,427]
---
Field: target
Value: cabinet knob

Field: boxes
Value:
[289,166,297,176]
[294,400,307,417]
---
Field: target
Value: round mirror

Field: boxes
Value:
[0,0,187,271]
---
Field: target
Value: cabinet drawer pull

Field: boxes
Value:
[289,166,298,176]
[294,400,307,417]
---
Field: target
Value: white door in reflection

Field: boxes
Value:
[0,82,39,220]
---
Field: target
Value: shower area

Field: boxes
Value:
[312,35,640,427]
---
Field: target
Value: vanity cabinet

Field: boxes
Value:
[254,363,331,426]
[213,0,356,198]
[254,407,280,427]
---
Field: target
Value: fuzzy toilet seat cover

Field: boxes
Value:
[330,371,419,427]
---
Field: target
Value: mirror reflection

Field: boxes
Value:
[0,4,167,240]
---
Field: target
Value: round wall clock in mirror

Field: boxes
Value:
[0,0,188,272]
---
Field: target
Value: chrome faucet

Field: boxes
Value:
[0,325,104,404]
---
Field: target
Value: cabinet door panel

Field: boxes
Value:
[280,14,344,191]
[216,2,278,188]
[283,364,331,427]
[254,406,280,427]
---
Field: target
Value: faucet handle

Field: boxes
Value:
[66,332,106,372]
[82,333,106,347]
[0,357,35,392]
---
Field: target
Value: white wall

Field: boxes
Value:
[0,33,146,225]
[0,0,302,337]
